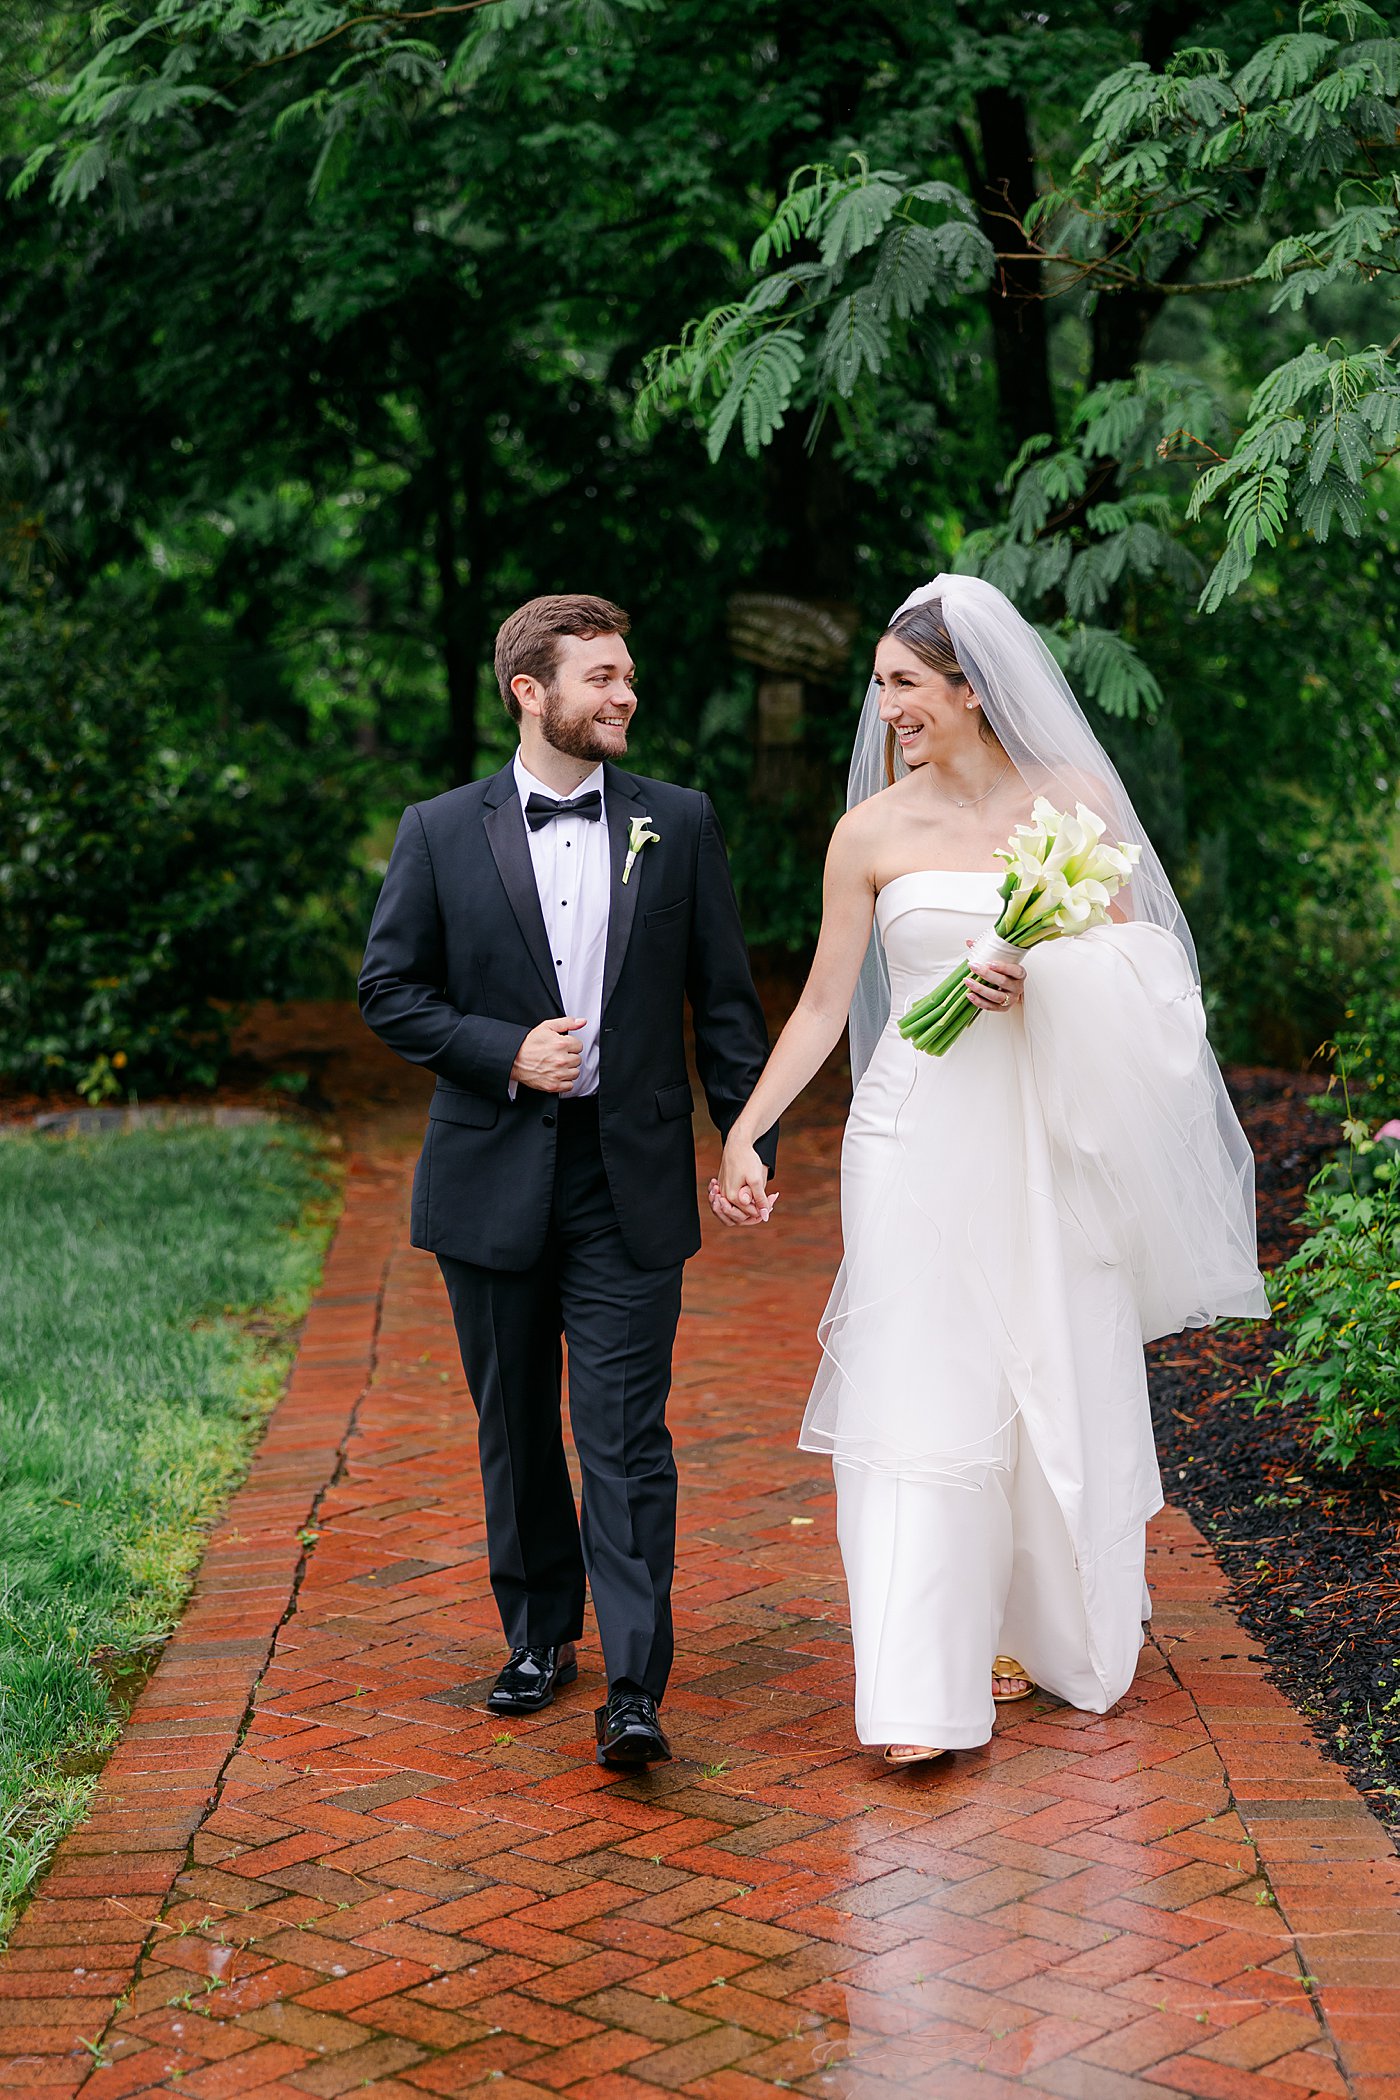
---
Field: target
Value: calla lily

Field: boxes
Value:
[900,799,1138,1057]
[1053,878,1112,932]
[622,815,660,885]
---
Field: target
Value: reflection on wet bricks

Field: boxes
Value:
[1,1109,1398,2097]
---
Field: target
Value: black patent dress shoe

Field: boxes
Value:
[485,1641,577,1716]
[595,1685,671,1767]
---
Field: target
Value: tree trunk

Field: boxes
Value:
[1089,3,1209,388]
[760,420,855,603]
[747,2,867,811]
[428,410,488,787]
[973,84,1057,451]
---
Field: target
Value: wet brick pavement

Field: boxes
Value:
[3,1085,1399,2098]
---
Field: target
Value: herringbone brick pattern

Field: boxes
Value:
[3,1095,1399,2098]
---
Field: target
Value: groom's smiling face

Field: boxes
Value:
[538,632,638,764]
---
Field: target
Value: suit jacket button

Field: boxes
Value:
[542,1113,556,1127]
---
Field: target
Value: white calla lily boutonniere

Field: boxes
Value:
[622,814,660,885]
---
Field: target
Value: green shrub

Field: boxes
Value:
[1315,1135,1400,1201]
[1314,993,1400,1132]
[1252,1157,1400,1472]
[0,598,371,1096]
[1132,533,1400,1068]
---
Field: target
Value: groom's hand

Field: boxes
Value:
[510,1016,587,1093]
[708,1176,779,1227]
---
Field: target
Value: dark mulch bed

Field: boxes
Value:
[1148,1067,1400,1838]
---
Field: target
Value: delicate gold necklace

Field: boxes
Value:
[936,755,1012,809]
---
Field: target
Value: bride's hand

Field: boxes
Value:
[965,942,1026,1013]
[711,1139,779,1226]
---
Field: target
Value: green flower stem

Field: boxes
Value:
[915,992,980,1049]
[906,1000,965,1047]
[917,1007,976,1056]
[928,986,976,1032]
[900,968,976,1042]
[901,963,969,1029]
[899,920,1060,1058]
[908,975,962,1013]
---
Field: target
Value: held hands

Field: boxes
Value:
[510,1016,587,1093]
[708,1136,779,1228]
[964,941,1026,1013]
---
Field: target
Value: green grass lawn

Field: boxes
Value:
[0,1121,339,1940]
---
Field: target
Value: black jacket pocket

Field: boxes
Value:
[644,898,689,928]
[429,1085,500,1129]
[655,1081,695,1122]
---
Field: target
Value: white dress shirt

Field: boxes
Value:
[513,751,611,1098]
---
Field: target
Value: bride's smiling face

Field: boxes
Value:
[872,635,971,763]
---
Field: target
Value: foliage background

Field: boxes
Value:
[2,0,1399,1084]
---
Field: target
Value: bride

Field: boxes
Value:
[712,576,1268,1766]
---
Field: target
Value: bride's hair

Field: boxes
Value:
[881,599,993,783]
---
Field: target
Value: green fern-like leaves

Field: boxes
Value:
[749,168,832,272]
[816,169,907,270]
[1064,627,1166,718]
[641,0,1399,674]
[1191,342,1398,610]
[705,332,806,463]
[952,371,1217,714]
[814,294,886,395]
[637,159,991,458]
[25,0,664,200]
[1233,32,1338,101]
[1069,2,1400,608]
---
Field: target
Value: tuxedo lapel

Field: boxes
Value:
[482,767,563,1010]
[602,765,644,1019]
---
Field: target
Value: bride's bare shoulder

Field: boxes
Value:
[834,777,914,847]
[843,772,922,826]
[829,782,910,888]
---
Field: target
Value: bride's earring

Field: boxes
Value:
[965,699,979,710]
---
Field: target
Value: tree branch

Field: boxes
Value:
[990,248,1377,301]
[235,0,511,81]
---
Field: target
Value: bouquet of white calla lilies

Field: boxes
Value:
[898,798,1140,1058]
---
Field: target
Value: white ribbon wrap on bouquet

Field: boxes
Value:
[965,928,1023,977]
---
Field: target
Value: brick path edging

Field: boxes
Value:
[1146,1510,1400,2090]
[0,1151,405,2094]
[2,1132,1399,2098]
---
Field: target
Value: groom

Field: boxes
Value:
[359,593,776,1766]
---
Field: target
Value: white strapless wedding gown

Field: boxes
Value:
[802,871,1269,1749]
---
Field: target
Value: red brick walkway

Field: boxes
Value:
[4,1088,1400,2098]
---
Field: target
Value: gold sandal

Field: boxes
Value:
[882,1744,949,1768]
[992,1656,1036,1704]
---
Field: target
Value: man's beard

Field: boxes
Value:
[540,689,626,763]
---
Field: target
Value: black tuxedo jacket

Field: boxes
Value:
[358,761,775,1271]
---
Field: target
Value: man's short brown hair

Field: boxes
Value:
[494,593,631,722]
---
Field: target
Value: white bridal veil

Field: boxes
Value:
[804,573,1269,1489]
[847,573,1195,1084]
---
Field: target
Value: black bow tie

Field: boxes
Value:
[525,789,603,831]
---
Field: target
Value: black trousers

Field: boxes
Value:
[438,1097,684,1698]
